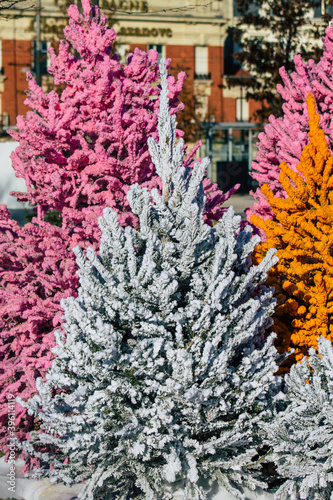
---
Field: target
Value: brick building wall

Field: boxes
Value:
[0,38,262,130]
[1,39,260,132]
[208,46,223,123]
[249,98,262,122]
[222,97,236,122]
[0,32,261,131]
[2,39,32,126]
[129,43,147,52]
[166,44,195,88]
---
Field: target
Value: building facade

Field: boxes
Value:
[0,0,261,127]
[0,0,326,187]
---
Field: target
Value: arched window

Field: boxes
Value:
[224,28,241,76]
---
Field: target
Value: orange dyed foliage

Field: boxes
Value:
[251,94,333,370]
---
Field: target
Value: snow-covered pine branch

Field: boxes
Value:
[263,336,333,500]
[16,57,280,500]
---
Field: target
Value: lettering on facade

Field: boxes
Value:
[118,27,172,37]
[101,0,149,12]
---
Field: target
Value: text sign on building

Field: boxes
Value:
[101,0,149,11]
[118,27,172,37]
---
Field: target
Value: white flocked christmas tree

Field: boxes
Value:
[263,336,333,500]
[16,58,281,500]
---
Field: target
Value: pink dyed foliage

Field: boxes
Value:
[0,205,77,467]
[247,23,333,233]
[1,0,237,463]
[9,0,231,249]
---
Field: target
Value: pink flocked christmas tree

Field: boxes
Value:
[1,0,236,465]
[0,207,78,469]
[247,23,333,236]
[9,0,231,249]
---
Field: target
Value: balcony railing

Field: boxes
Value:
[194,72,211,80]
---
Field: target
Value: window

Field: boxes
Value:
[233,0,258,17]
[148,44,163,62]
[116,44,130,63]
[33,41,49,75]
[236,97,249,121]
[312,0,333,17]
[224,28,242,75]
[233,0,242,17]
[195,46,210,79]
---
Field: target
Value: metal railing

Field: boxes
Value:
[194,72,211,80]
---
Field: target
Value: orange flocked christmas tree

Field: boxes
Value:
[251,93,333,369]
